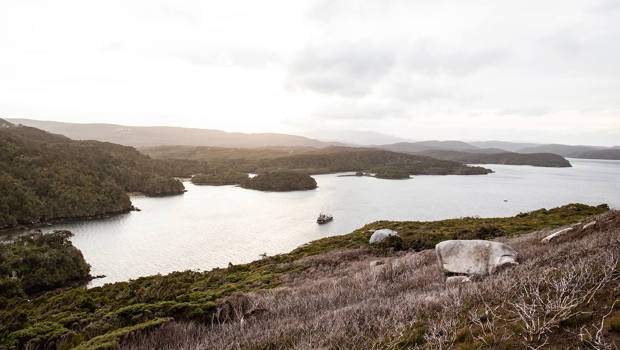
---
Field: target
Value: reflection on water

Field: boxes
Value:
[17,159,620,287]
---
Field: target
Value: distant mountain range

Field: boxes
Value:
[8,118,619,160]
[7,118,335,149]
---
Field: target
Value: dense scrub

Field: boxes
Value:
[0,120,210,229]
[143,145,493,177]
[0,230,90,298]
[418,150,572,167]
[240,171,317,191]
[190,171,248,186]
[0,203,607,349]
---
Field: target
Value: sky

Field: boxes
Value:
[1,0,619,146]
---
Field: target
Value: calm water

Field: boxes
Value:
[20,159,620,287]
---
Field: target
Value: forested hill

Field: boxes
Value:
[0,119,203,230]
[143,145,493,176]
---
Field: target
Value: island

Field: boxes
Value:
[240,170,317,191]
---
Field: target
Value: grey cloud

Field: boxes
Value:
[286,43,395,97]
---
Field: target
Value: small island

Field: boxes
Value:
[191,171,249,186]
[241,170,317,191]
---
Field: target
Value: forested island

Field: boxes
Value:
[0,119,211,230]
[240,171,317,191]
[1,203,615,349]
[417,150,572,167]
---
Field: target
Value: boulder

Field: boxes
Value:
[435,240,518,276]
[369,229,399,244]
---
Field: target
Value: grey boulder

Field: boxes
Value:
[435,240,518,276]
[369,229,399,244]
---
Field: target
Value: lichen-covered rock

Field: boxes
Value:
[369,229,399,244]
[435,240,518,276]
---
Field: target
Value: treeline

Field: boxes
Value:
[0,230,90,298]
[0,120,210,229]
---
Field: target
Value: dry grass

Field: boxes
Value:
[121,211,620,350]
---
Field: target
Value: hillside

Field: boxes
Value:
[0,204,613,349]
[572,148,620,160]
[378,140,480,153]
[143,146,493,177]
[517,144,606,157]
[517,144,620,160]
[125,205,618,350]
[0,119,203,230]
[418,150,572,167]
[7,119,332,148]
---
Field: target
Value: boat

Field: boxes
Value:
[317,213,333,224]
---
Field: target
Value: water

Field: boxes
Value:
[16,159,620,287]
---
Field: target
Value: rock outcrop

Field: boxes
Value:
[435,240,518,276]
[369,229,399,244]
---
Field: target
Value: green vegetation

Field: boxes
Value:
[241,171,317,191]
[372,166,411,179]
[191,171,248,186]
[419,150,572,167]
[142,145,493,176]
[0,120,212,229]
[0,203,606,349]
[0,230,90,298]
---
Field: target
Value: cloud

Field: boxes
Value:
[403,42,508,77]
[186,47,281,68]
[498,106,551,117]
[313,100,403,121]
[380,76,455,104]
[286,42,395,97]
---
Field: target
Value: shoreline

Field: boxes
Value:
[0,206,139,234]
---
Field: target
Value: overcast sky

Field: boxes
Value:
[1,0,619,145]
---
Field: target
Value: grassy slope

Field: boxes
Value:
[0,203,608,349]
